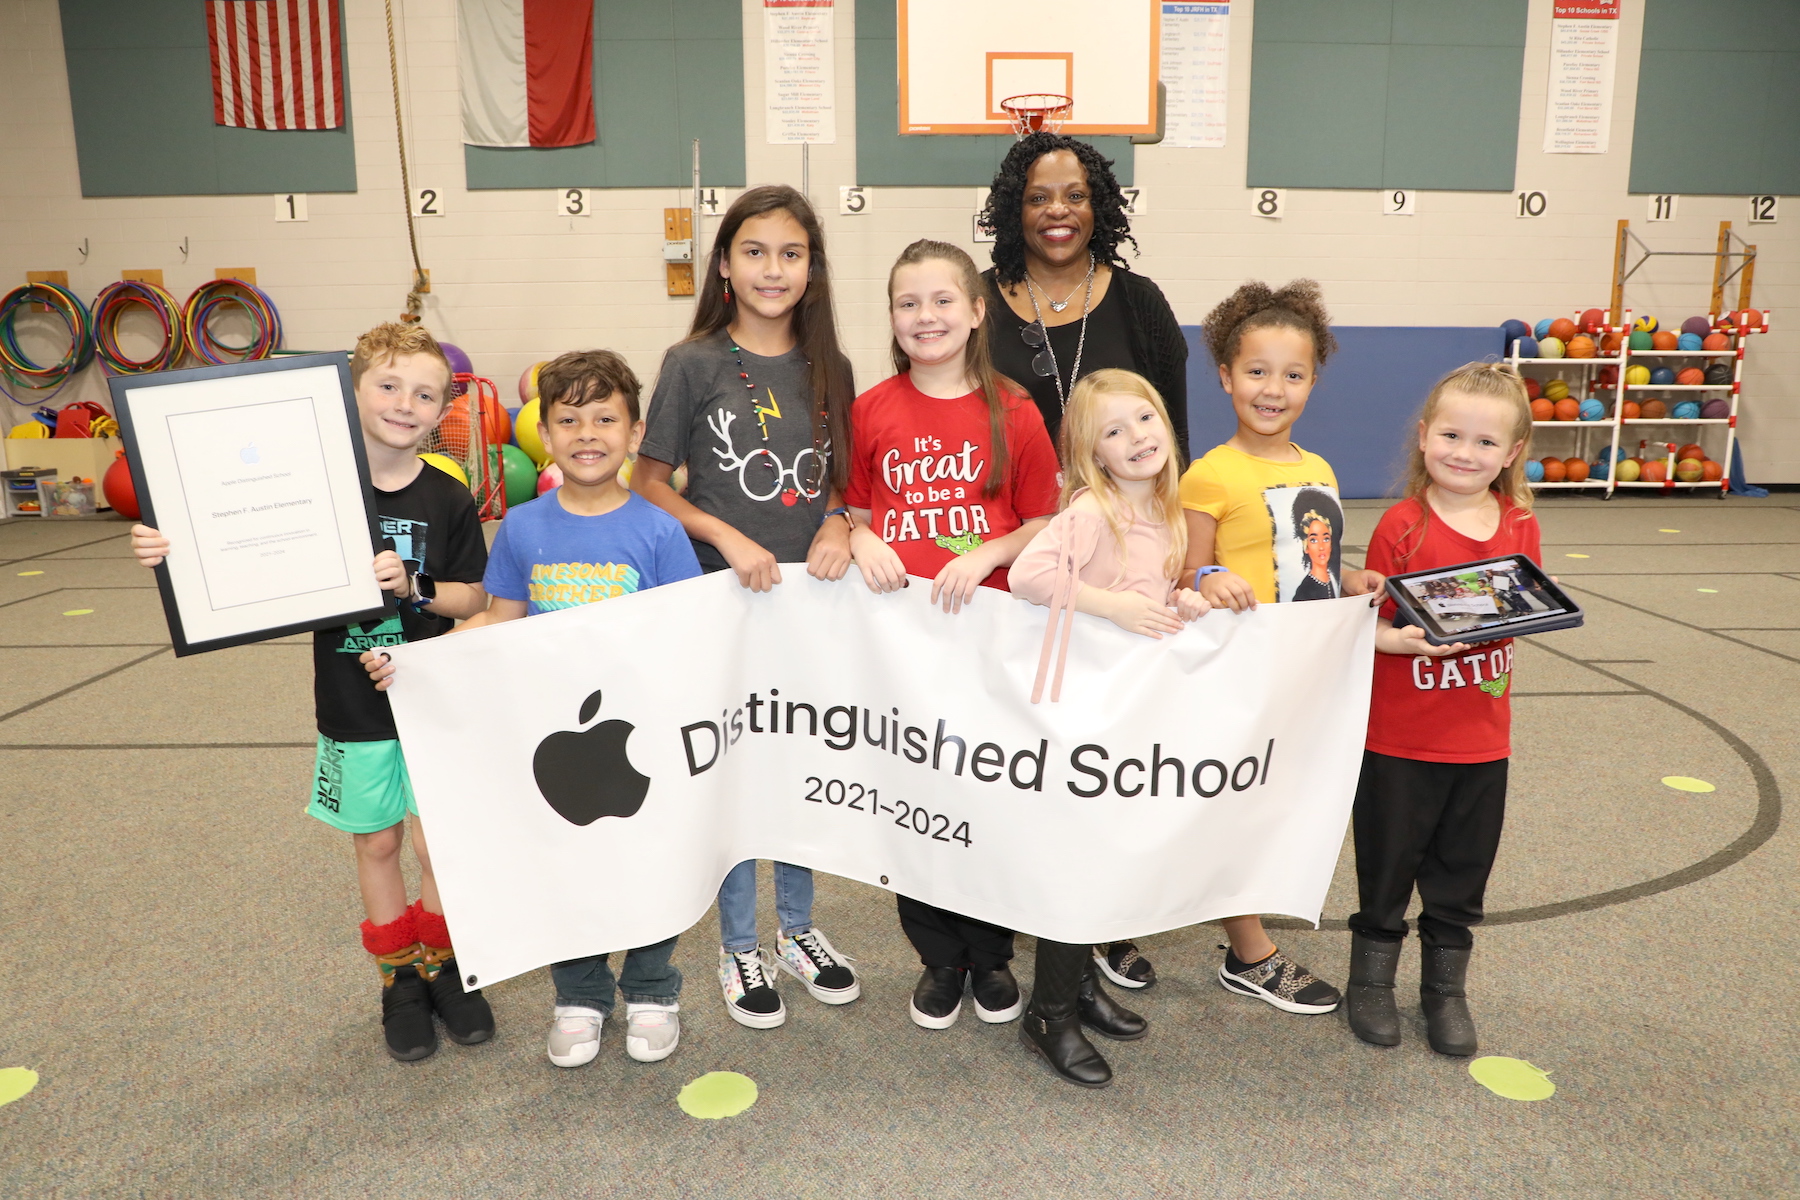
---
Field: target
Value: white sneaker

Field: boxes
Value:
[625,1002,681,1063]
[546,1004,603,1068]
[772,928,861,1004]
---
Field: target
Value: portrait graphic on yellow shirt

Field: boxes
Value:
[1178,442,1342,605]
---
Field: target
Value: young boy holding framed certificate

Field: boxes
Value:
[129,324,492,1062]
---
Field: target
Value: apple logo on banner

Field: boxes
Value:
[532,689,650,826]
[239,443,260,464]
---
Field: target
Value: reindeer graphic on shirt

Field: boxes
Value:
[707,408,826,507]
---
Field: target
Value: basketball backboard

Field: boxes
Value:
[896,0,1159,136]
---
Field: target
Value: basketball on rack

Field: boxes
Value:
[1726,309,1765,332]
[1547,317,1577,342]
[1580,308,1606,334]
[1703,332,1729,350]
[1651,331,1679,351]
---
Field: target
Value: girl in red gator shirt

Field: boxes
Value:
[1346,362,1539,1058]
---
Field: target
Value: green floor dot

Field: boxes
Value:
[1697,588,1718,593]
[61,609,93,617]
[17,570,43,576]
[0,1068,39,1107]
[1659,528,1680,533]
[1565,553,1590,559]
[1663,776,1715,793]
[1469,1056,1555,1101]
[677,1071,757,1119]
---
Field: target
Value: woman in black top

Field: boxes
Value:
[979,133,1189,462]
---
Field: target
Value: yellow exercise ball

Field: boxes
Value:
[420,452,468,486]
[515,398,550,467]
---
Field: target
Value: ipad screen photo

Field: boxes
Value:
[1388,555,1581,644]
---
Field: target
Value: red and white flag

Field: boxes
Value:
[458,0,595,148]
[207,0,345,131]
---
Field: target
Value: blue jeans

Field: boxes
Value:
[551,936,681,1014]
[717,860,813,953]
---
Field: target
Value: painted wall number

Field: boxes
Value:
[1516,190,1548,218]
[1648,194,1678,222]
[698,188,722,216]
[274,193,308,222]
[839,185,869,215]
[411,187,444,218]
[557,188,592,217]
[1119,186,1146,215]
[1252,188,1286,219]
[1749,195,1779,224]
[1383,189,1416,216]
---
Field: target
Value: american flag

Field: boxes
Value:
[207,0,345,131]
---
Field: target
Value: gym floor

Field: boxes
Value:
[1,496,1794,1199]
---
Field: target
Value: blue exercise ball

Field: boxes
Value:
[1677,332,1704,351]
[1533,318,1554,340]
[1515,336,1540,359]
[1525,459,1546,482]
[1579,398,1605,421]
[1650,366,1676,385]
[1673,401,1702,420]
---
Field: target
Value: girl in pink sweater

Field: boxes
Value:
[1012,368,1210,705]
[1004,368,1208,1088]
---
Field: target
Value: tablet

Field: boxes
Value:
[1384,554,1583,646]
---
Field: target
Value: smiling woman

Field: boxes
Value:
[979,134,1189,463]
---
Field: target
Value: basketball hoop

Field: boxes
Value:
[1000,93,1072,138]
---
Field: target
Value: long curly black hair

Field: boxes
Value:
[980,134,1138,288]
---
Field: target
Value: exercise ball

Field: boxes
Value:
[537,462,563,495]
[1680,316,1711,337]
[515,398,549,466]
[421,453,468,485]
[1515,336,1540,359]
[1677,332,1704,351]
[1501,319,1530,350]
[103,451,139,520]
[440,342,473,397]
[495,443,538,507]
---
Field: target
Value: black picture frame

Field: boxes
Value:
[1384,553,1584,646]
[109,352,389,657]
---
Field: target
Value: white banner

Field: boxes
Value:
[387,570,1376,989]
[763,0,835,144]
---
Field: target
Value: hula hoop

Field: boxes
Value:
[0,282,96,404]
[183,278,283,365]
[93,280,186,374]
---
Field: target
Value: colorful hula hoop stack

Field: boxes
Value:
[0,282,97,404]
[93,280,187,374]
[182,278,283,365]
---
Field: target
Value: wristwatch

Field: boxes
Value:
[408,571,436,612]
[1193,566,1228,589]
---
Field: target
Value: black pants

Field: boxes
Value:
[897,896,1014,971]
[1347,750,1507,951]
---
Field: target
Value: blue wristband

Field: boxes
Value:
[1193,566,1227,589]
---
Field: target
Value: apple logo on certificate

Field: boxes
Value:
[532,690,651,826]
[239,443,260,464]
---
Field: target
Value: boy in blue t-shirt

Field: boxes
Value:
[366,349,700,1068]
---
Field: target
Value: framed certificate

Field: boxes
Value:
[109,353,389,656]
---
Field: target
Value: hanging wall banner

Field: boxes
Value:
[764,0,836,144]
[1543,1,1619,154]
[1160,2,1230,149]
[386,570,1376,989]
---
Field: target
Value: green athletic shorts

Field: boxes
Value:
[307,735,418,833]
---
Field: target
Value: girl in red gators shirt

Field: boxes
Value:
[845,238,1061,1038]
[1346,362,1539,1059]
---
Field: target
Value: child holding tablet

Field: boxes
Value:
[1346,362,1538,1057]
[1179,280,1380,1017]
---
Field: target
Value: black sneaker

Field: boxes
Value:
[423,955,495,1045]
[908,966,966,1029]
[718,947,786,1029]
[381,971,439,1061]
[1093,941,1156,990]
[1217,945,1341,1014]
[971,965,1023,1023]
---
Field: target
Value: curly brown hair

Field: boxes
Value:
[538,349,643,422]
[1202,279,1337,371]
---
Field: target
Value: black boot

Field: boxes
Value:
[1420,945,1478,1057]
[1019,940,1112,1088]
[970,965,1023,1023]
[1345,934,1402,1047]
[1078,957,1147,1041]
[420,949,495,1046]
[377,944,438,1062]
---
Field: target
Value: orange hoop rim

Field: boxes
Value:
[1000,93,1072,137]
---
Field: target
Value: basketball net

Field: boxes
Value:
[426,373,508,520]
[1000,93,1072,138]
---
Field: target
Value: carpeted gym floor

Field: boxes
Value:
[1,496,1794,1199]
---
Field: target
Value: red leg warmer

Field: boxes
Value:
[360,908,417,956]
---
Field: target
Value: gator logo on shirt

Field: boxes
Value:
[1478,672,1510,698]
[337,615,405,653]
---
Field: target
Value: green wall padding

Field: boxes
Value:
[1629,0,1800,196]
[852,0,1133,188]
[60,0,356,197]
[1247,0,1526,192]
[464,0,746,190]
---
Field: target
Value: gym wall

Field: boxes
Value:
[2,0,1795,484]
